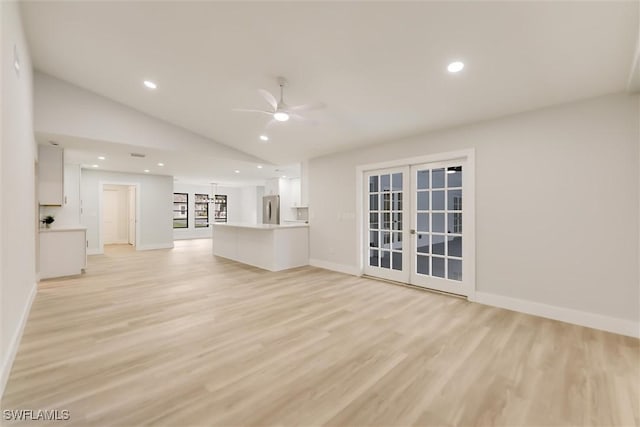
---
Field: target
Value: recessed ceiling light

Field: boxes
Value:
[92,164,99,168]
[281,175,287,179]
[259,135,269,141]
[157,162,164,166]
[273,111,290,122]
[234,170,240,174]
[143,80,157,89]
[257,165,263,169]
[447,61,465,73]
[98,156,105,160]
[144,169,150,173]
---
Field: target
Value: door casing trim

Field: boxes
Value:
[355,149,476,298]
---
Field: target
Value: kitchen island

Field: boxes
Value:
[212,222,309,271]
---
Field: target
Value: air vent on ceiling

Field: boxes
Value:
[130,153,146,158]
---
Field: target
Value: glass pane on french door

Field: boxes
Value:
[410,162,470,296]
[363,167,410,283]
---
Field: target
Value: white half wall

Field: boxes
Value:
[309,93,640,335]
[81,170,173,253]
[1,1,38,397]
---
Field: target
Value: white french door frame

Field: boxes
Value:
[355,149,476,299]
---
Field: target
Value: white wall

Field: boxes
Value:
[81,169,173,253]
[172,182,213,240]
[309,93,640,333]
[1,1,37,396]
[256,186,265,224]
[39,163,81,227]
[240,186,258,224]
[217,185,243,223]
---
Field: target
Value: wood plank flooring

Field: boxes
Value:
[2,239,638,426]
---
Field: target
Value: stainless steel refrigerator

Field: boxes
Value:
[262,195,280,225]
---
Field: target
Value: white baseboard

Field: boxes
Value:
[472,292,639,338]
[309,258,361,276]
[89,243,174,254]
[0,282,37,399]
[173,236,213,241]
[136,243,174,251]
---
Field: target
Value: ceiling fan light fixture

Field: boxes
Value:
[447,61,465,73]
[273,111,290,122]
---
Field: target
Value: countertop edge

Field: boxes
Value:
[213,223,309,230]
[39,226,87,233]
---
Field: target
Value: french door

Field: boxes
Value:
[363,160,473,296]
[364,167,411,283]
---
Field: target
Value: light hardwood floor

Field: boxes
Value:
[2,239,638,426]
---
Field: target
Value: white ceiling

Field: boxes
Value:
[21,1,639,168]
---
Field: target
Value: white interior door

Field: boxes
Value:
[363,159,473,297]
[102,185,129,245]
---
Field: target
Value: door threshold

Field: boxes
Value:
[362,275,467,300]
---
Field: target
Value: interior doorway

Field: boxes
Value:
[102,184,136,247]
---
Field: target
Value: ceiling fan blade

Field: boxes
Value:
[288,102,326,112]
[258,89,278,110]
[232,108,273,115]
[290,113,319,125]
[265,119,279,129]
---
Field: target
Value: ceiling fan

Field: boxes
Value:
[233,77,324,124]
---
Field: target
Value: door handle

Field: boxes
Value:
[410,229,416,235]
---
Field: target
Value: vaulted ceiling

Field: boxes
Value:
[21,1,639,171]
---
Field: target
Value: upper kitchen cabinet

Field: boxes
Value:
[38,144,64,205]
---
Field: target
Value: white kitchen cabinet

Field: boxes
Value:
[38,144,64,205]
[39,227,87,279]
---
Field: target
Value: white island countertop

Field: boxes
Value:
[213,222,308,230]
[39,225,87,233]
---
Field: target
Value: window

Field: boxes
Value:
[213,195,227,223]
[173,193,188,228]
[194,194,209,228]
